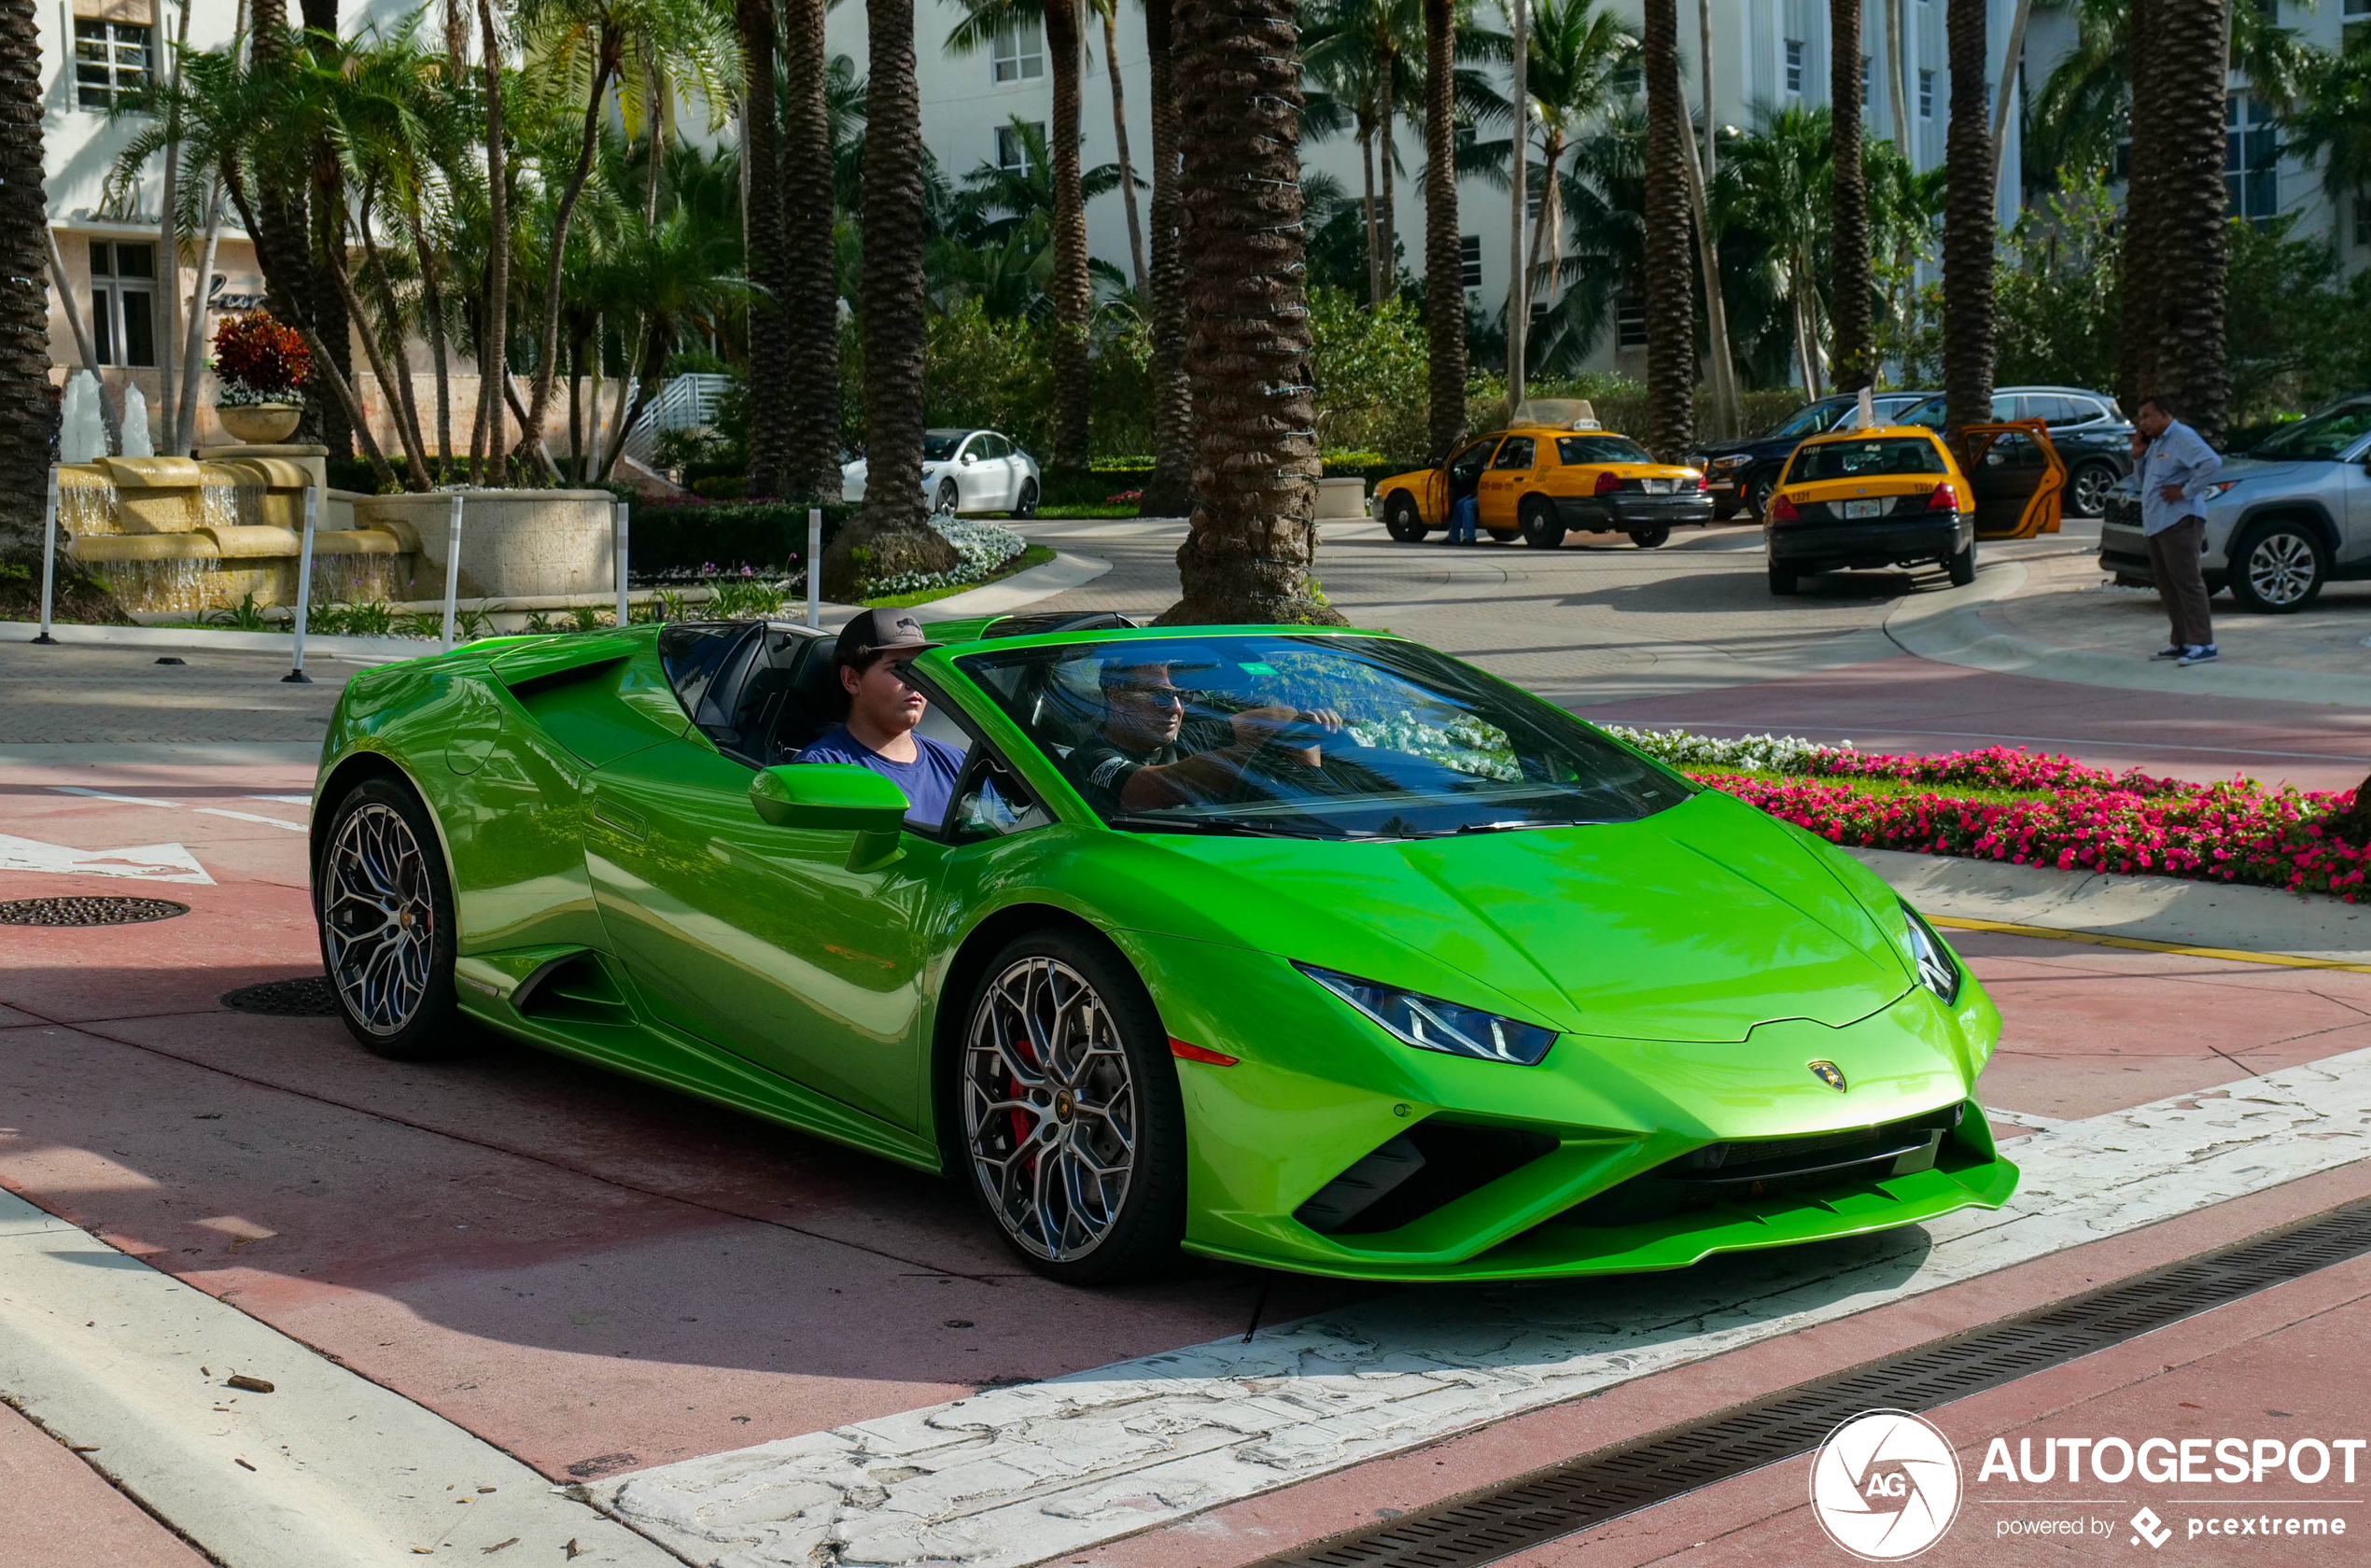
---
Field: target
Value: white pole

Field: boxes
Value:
[1857,385,1876,429]
[613,497,630,627]
[283,483,319,682]
[441,492,466,651]
[805,507,821,629]
[33,469,59,644]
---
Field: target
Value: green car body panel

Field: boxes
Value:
[312,621,2017,1281]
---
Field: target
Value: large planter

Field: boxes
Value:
[217,402,302,443]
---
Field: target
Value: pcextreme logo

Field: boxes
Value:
[1810,1410,1965,1561]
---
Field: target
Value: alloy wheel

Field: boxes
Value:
[321,802,436,1037]
[962,956,1138,1262]
[2070,464,2115,516]
[2245,532,2319,609]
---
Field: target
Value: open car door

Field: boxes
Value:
[1959,419,2067,540]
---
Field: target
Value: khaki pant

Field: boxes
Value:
[2145,515,2214,648]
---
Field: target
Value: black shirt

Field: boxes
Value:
[1063,736,1183,817]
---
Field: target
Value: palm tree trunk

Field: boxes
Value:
[1829,0,1873,392]
[1507,0,1527,399]
[1375,53,1396,294]
[1676,61,1740,436]
[512,29,616,469]
[1989,0,2033,195]
[246,0,322,449]
[354,194,432,484]
[1165,0,1336,623]
[2152,0,2230,444]
[1139,0,1194,516]
[1884,0,1907,156]
[821,0,956,595]
[1045,0,1093,475]
[1359,122,1381,304]
[442,0,469,81]
[1699,0,1719,182]
[0,0,53,556]
[2118,0,2163,410]
[1641,0,1692,462]
[156,0,189,455]
[738,0,793,499]
[782,0,841,500]
[1422,0,1464,461]
[1101,6,1149,299]
[175,177,226,451]
[301,0,353,460]
[1941,0,1996,446]
[403,197,453,471]
[474,0,509,486]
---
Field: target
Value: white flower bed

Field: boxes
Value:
[860,514,1030,597]
[1600,724,1849,774]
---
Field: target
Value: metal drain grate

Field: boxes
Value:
[0,897,189,927]
[220,975,341,1016]
[1262,1197,2371,1568]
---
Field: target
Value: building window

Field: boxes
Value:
[990,24,1043,84]
[2225,93,2279,224]
[1458,234,1481,289]
[1784,39,1804,95]
[1918,68,1934,119]
[1615,294,1647,349]
[995,122,1043,175]
[75,18,151,111]
[88,240,157,368]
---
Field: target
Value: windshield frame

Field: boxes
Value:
[920,429,970,461]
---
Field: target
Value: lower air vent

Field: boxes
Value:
[512,952,636,1028]
[1560,1104,1967,1228]
[1297,1121,1559,1237]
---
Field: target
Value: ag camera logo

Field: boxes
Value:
[1811,1410,1964,1561]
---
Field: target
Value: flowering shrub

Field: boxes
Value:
[858,514,1028,597]
[210,311,312,404]
[1607,725,2193,797]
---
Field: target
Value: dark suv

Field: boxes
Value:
[1898,386,2134,516]
[1690,392,1936,520]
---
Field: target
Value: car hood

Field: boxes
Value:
[1129,791,1912,1043]
[2211,456,2314,486]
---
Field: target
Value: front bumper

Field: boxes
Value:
[1129,931,2014,1282]
[2099,516,2233,582]
[1552,493,1719,530]
[1769,515,1971,568]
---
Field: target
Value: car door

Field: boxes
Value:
[1479,435,1537,530]
[1961,422,2067,539]
[972,432,1017,509]
[1439,437,1497,522]
[580,699,978,1132]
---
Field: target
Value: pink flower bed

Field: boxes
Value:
[1691,763,2371,902]
[1802,744,2192,796]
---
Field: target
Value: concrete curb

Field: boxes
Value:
[1850,845,2371,961]
[1,620,434,663]
[907,550,1112,622]
[0,1188,687,1567]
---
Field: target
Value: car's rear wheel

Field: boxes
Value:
[1013,478,1039,518]
[1629,525,1671,549]
[1769,561,1801,595]
[1946,536,1978,586]
[316,775,465,1060]
[1519,497,1564,548]
[1382,491,1427,542]
[1485,526,1521,543]
[956,931,1186,1285]
[2228,519,2328,613]
[2069,461,2119,517]
[935,479,961,514]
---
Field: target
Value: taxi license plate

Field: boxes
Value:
[1643,478,1672,494]
[1843,498,1885,519]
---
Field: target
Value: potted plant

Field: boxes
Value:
[210,310,313,444]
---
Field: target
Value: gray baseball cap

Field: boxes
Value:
[834,607,943,667]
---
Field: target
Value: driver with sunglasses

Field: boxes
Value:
[1066,659,1343,816]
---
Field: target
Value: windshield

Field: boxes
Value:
[1767,401,1845,440]
[2249,400,2371,461]
[921,430,968,461]
[959,635,1692,839]
[1787,436,1947,483]
[1556,434,1653,464]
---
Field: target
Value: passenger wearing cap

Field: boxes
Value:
[791,609,965,827]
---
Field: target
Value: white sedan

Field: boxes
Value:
[839,428,1043,516]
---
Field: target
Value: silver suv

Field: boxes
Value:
[2098,395,2371,612]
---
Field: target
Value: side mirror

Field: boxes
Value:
[959,451,976,465]
[750,764,908,869]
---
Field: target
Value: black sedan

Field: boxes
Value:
[1691,391,1939,520]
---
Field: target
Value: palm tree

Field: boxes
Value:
[2284,31,2371,246]
[1638,0,1690,461]
[783,7,844,498]
[474,0,511,483]
[1724,105,1831,399]
[1166,0,1335,623]
[594,194,753,478]
[1138,0,1193,516]
[1302,0,1424,305]
[1090,0,1149,295]
[2147,0,2230,443]
[2032,0,2304,183]
[822,0,955,595]
[1828,0,1871,393]
[0,0,49,558]
[1941,0,1994,444]
[1422,0,1465,459]
[1510,99,1640,371]
[1865,133,1943,371]
[738,0,791,497]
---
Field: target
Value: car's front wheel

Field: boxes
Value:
[2228,519,2328,613]
[1013,478,1040,518]
[1382,491,1427,542]
[316,775,466,1060]
[2069,461,2119,517]
[955,931,1186,1284]
[1747,471,1778,520]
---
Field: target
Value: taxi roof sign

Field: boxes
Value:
[1510,397,1602,431]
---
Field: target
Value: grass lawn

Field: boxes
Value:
[1031,504,1142,520]
[863,544,1058,609]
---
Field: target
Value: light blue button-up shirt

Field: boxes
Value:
[2135,419,2222,538]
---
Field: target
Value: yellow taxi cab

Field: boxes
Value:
[1763,418,2066,595]
[1372,399,1715,550]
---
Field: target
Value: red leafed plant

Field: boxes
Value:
[210,311,312,404]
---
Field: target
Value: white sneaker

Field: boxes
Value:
[2177,644,2220,666]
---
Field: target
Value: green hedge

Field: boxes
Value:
[625,498,857,578]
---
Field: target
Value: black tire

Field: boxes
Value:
[1769,561,1801,595]
[1747,471,1778,519]
[935,479,961,514]
[2226,519,2328,613]
[952,929,1186,1285]
[1519,497,1565,549]
[1013,478,1039,518]
[1382,491,1428,542]
[2069,461,2119,517]
[314,774,467,1060]
[1947,535,1977,586]
[1629,525,1671,549]
[1714,501,1741,522]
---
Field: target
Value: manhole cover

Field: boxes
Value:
[0,897,189,927]
[220,975,342,1016]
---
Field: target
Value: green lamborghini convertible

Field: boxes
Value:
[309,611,2016,1284]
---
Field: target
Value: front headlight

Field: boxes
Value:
[1296,962,1557,1065]
[1710,454,1750,470]
[1901,903,1960,1003]
[2198,480,2241,502]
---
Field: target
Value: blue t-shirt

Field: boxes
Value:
[792,725,965,829]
